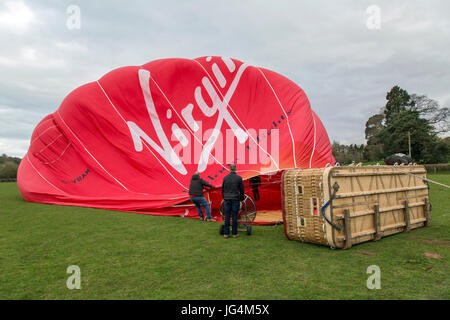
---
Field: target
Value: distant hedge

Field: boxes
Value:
[0,155,21,181]
[0,161,19,180]
[424,163,450,173]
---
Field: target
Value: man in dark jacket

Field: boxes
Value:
[189,172,214,221]
[221,165,245,238]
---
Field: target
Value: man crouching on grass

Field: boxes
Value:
[189,171,215,221]
[221,165,245,238]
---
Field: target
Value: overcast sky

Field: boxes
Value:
[0,0,449,157]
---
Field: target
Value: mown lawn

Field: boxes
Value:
[0,173,449,299]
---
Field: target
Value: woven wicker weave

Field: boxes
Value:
[282,165,431,249]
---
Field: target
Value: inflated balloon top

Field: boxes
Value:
[17,56,335,214]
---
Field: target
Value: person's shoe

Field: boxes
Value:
[207,218,215,222]
[232,234,239,238]
[224,235,230,239]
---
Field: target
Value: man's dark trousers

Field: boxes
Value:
[224,199,240,236]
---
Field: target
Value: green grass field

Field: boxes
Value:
[1,174,449,299]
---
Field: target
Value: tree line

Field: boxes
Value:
[0,154,21,180]
[333,85,449,164]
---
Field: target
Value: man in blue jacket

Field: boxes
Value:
[221,165,245,238]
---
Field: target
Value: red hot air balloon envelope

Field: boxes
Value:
[17,57,335,224]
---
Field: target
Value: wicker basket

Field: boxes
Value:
[281,165,431,249]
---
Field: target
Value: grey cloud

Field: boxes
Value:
[0,0,449,156]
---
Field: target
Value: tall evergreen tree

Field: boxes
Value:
[383,85,415,124]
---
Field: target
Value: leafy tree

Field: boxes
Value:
[332,141,365,164]
[432,139,450,164]
[0,161,19,179]
[0,154,21,165]
[383,85,415,124]
[365,114,384,143]
[364,113,384,161]
[365,85,450,164]
[0,154,21,179]
[377,109,449,163]
[443,136,450,147]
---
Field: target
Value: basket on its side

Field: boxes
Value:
[281,166,431,249]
